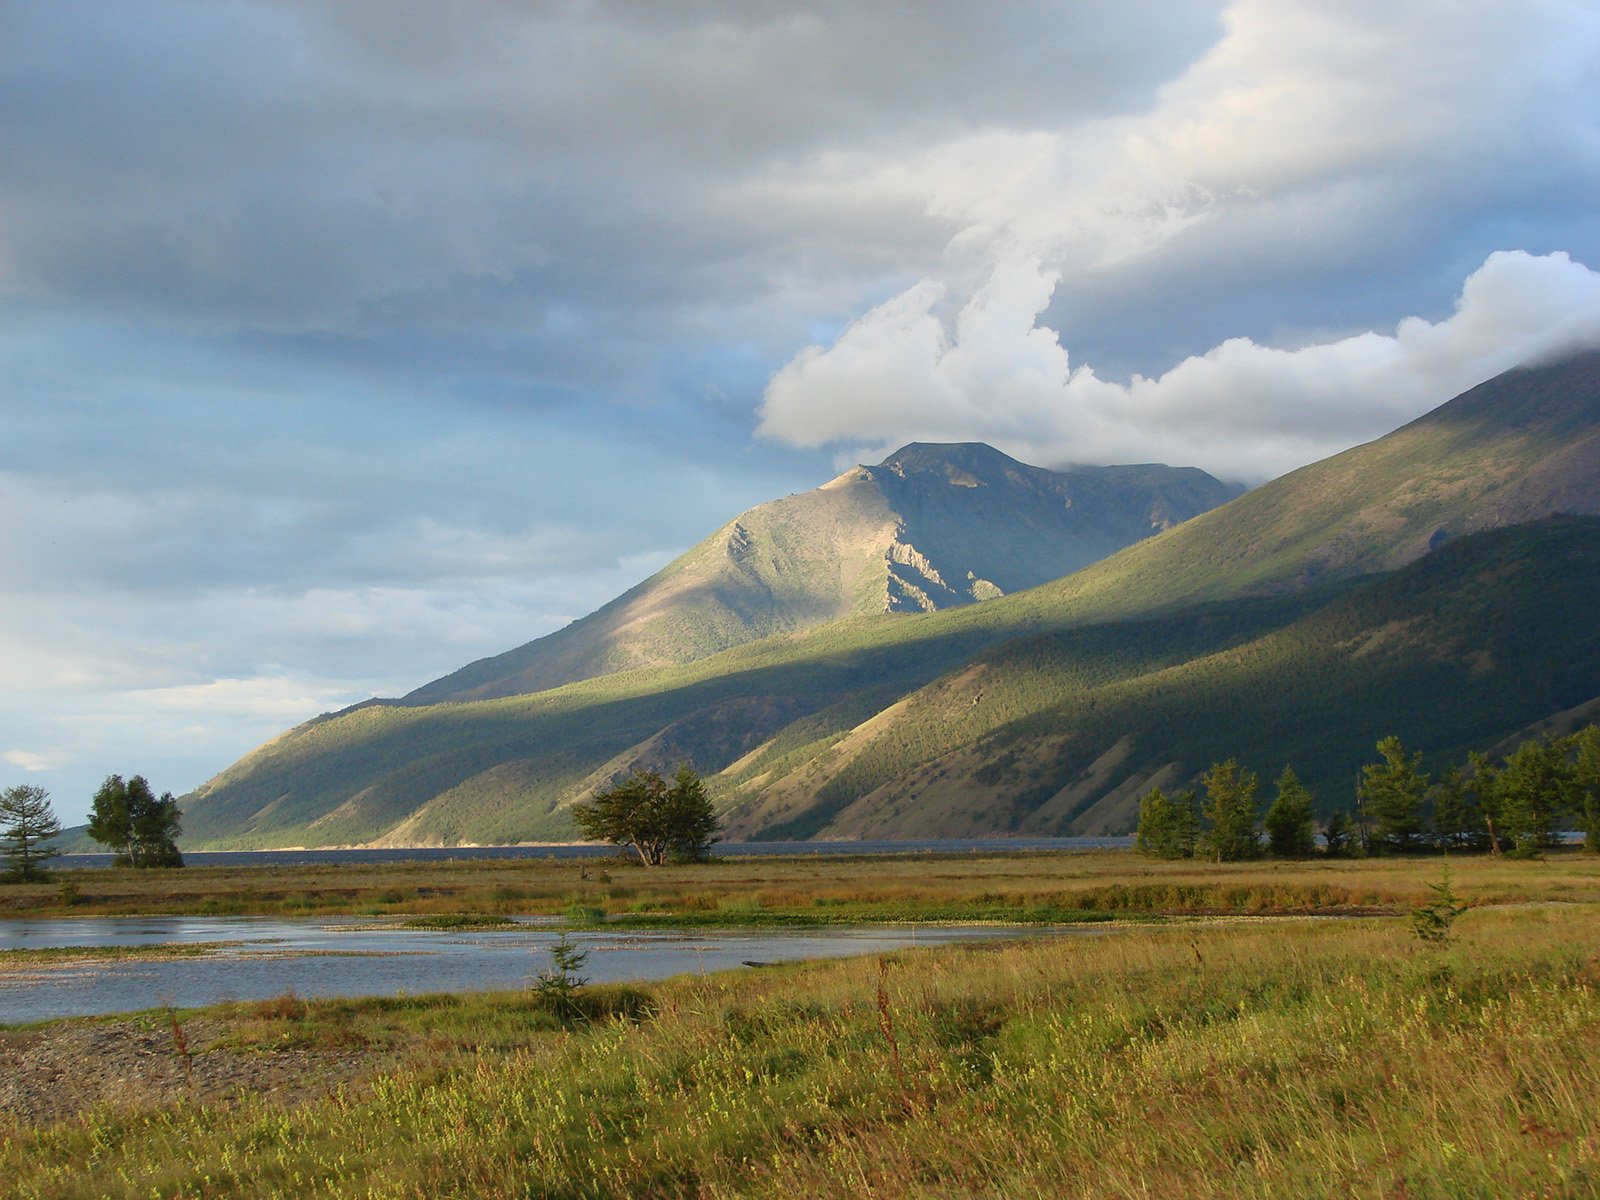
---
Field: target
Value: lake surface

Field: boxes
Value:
[0,917,1083,1024]
[55,837,1132,870]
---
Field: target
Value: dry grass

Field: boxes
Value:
[3,892,1599,1197]
[5,848,1598,924]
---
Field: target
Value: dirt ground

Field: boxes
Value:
[0,1016,375,1126]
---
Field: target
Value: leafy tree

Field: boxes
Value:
[1358,736,1429,855]
[1,785,62,882]
[1200,759,1261,861]
[1571,724,1600,853]
[1135,786,1199,859]
[87,775,184,868]
[1322,810,1355,858]
[1494,734,1575,855]
[1263,766,1316,858]
[570,765,718,866]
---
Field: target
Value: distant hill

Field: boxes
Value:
[179,350,1600,847]
[403,444,1239,704]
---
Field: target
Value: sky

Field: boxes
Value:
[3,1,1600,825]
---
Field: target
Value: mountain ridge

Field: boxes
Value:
[403,444,1240,704]
[179,350,1600,847]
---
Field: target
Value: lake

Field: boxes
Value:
[0,916,1091,1024]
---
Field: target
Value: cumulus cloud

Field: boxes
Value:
[757,0,1600,476]
[761,250,1600,480]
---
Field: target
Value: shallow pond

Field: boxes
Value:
[0,917,1083,1024]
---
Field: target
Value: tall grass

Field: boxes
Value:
[4,904,1598,1197]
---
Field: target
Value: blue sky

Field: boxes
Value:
[4,1,1600,824]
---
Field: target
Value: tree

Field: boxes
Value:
[1201,759,1261,861]
[1468,751,1507,854]
[1494,734,1575,856]
[87,775,184,868]
[1358,736,1429,855]
[1322,810,1355,858]
[1574,724,1600,853]
[1263,766,1316,858]
[1135,787,1199,859]
[569,765,718,866]
[1430,764,1484,852]
[1,785,62,882]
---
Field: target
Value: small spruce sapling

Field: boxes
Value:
[1410,864,1468,944]
[533,934,590,1020]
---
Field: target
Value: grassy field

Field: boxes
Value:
[2,865,1598,1197]
[5,848,1600,924]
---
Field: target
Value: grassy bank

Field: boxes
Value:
[3,899,1599,1197]
[5,849,1599,924]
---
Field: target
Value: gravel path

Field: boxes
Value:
[0,1016,378,1126]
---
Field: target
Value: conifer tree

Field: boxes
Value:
[1201,759,1261,861]
[1570,724,1600,853]
[1494,735,1576,855]
[1322,810,1355,858]
[1136,786,1199,859]
[1430,764,1484,852]
[1263,766,1316,858]
[1358,736,1429,854]
[1,785,62,882]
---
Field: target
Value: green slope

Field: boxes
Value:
[739,516,1600,839]
[181,351,1600,846]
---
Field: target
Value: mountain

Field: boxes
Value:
[403,444,1240,704]
[180,350,1600,848]
[719,516,1600,839]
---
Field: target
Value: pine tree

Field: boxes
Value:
[1494,735,1576,856]
[1263,766,1316,858]
[1,785,62,882]
[1430,764,1484,852]
[1570,724,1600,854]
[1358,736,1429,855]
[1136,787,1199,859]
[1323,810,1355,858]
[1468,751,1506,854]
[1201,759,1261,861]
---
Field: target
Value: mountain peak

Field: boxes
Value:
[876,442,1028,484]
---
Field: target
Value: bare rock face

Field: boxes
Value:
[402,444,1242,704]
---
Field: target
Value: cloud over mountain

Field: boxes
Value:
[760,251,1600,481]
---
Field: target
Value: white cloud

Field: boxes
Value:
[3,749,60,773]
[755,0,1600,473]
[760,250,1600,481]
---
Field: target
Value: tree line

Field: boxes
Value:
[1137,725,1600,861]
[0,774,184,882]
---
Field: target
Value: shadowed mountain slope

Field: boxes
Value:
[181,351,1600,847]
[403,445,1239,704]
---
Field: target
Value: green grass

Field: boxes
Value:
[4,897,1599,1196]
